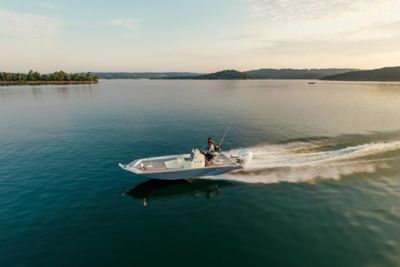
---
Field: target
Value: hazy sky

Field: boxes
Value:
[1,0,400,72]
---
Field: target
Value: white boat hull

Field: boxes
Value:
[119,163,242,180]
[119,148,252,180]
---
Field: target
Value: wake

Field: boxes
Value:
[206,140,400,184]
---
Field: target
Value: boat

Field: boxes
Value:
[119,147,252,180]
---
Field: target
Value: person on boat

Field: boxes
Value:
[207,137,215,152]
[207,137,221,152]
[204,137,217,165]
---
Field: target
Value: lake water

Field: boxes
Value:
[1,80,400,267]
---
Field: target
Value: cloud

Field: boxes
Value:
[38,1,56,9]
[108,18,141,30]
[236,0,400,61]
[253,20,400,57]
[248,0,389,23]
[239,0,400,44]
[0,8,60,40]
[334,20,400,42]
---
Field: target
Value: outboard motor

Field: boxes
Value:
[230,148,253,167]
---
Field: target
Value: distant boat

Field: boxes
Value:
[119,147,252,180]
[308,82,316,85]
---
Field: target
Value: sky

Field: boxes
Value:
[1,0,400,72]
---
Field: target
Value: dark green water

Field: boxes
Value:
[1,80,400,267]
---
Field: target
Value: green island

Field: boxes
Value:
[0,70,98,85]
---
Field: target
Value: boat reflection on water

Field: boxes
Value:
[126,179,234,206]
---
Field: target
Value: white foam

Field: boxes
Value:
[205,141,400,184]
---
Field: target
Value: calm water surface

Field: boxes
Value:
[1,80,400,267]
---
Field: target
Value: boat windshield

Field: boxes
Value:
[190,147,198,160]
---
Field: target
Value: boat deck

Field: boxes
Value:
[136,153,237,172]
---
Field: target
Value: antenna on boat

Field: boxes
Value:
[219,121,234,148]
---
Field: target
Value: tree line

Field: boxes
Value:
[320,66,400,81]
[0,70,98,82]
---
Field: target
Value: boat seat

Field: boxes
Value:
[164,157,184,169]
[164,160,178,169]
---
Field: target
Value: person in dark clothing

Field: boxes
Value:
[204,137,219,165]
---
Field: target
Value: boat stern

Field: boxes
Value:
[228,148,253,167]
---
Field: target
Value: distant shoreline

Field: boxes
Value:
[0,80,98,86]
[94,66,400,81]
[0,70,98,86]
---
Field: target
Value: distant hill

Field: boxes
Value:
[166,68,355,80]
[94,72,200,79]
[95,68,381,80]
[244,68,356,79]
[192,70,249,80]
[320,67,400,81]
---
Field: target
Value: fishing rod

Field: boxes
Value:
[218,121,234,148]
